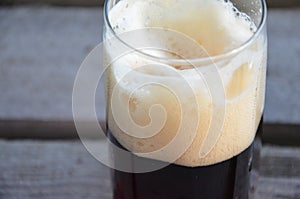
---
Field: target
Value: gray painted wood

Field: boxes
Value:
[0,7,299,123]
[0,0,104,6]
[257,177,300,199]
[0,140,111,199]
[265,8,300,125]
[260,145,300,178]
[0,140,299,199]
[0,7,300,139]
[0,7,104,122]
[1,0,300,7]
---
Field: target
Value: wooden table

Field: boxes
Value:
[1,140,299,199]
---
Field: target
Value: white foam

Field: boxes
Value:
[109,0,256,56]
[105,0,267,166]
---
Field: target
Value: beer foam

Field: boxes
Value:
[109,0,256,56]
[105,0,266,166]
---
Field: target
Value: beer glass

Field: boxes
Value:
[103,0,267,198]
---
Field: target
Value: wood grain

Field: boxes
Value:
[260,145,300,178]
[1,0,300,7]
[0,0,104,6]
[0,140,111,199]
[0,140,299,199]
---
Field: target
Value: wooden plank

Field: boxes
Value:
[0,120,78,139]
[1,0,300,7]
[0,7,299,124]
[257,177,300,199]
[0,0,105,6]
[0,120,106,139]
[1,7,300,142]
[0,141,299,199]
[260,145,300,178]
[267,0,300,7]
[1,7,300,126]
[0,140,111,199]
[0,7,105,123]
[1,119,299,147]
[263,124,300,146]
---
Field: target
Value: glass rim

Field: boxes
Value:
[104,0,267,63]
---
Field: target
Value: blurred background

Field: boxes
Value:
[0,0,299,199]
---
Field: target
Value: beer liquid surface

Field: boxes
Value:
[106,0,266,167]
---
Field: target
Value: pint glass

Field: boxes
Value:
[103,0,267,198]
